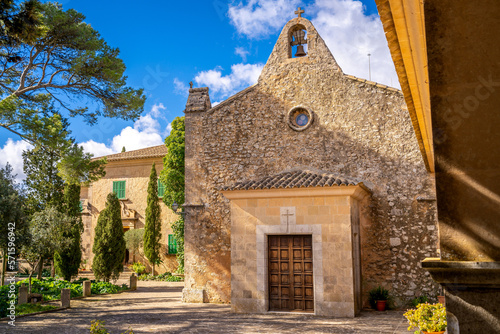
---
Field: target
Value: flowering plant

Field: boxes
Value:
[404,302,447,334]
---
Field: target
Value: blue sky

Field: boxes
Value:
[0,0,399,181]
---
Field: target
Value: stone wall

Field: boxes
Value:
[184,16,439,306]
[81,157,179,274]
[225,187,368,317]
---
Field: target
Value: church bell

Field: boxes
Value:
[295,45,307,57]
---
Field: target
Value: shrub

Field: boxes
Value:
[138,272,182,282]
[0,277,128,317]
[132,262,146,275]
[368,286,390,309]
[91,281,128,295]
[404,303,447,334]
[90,320,135,334]
[411,295,429,307]
[90,320,109,334]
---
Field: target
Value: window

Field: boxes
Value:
[168,234,177,254]
[158,179,165,198]
[79,200,84,212]
[113,181,126,199]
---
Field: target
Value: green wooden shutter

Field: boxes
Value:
[113,181,126,199]
[158,179,165,198]
[168,234,177,254]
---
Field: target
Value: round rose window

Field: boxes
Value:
[287,106,313,131]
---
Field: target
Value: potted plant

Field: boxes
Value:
[368,286,389,311]
[404,302,447,334]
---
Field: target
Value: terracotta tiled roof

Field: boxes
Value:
[222,168,366,191]
[96,145,167,161]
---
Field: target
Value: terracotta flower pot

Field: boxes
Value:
[422,331,445,334]
[437,295,445,305]
[376,300,386,311]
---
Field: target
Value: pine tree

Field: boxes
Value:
[54,184,83,281]
[143,163,162,276]
[92,193,125,282]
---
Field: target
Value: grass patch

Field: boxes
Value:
[138,272,182,282]
[16,303,57,315]
[0,277,129,318]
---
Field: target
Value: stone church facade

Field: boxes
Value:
[80,145,179,274]
[182,15,439,317]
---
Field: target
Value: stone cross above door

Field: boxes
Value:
[280,207,296,233]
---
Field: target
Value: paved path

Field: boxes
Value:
[1,281,413,334]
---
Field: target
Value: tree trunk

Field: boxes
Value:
[36,256,43,279]
[152,263,155,276]
[1,251,7,286]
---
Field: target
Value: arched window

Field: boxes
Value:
[289,25,308,58]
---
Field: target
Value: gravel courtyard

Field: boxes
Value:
[1,281,413,334]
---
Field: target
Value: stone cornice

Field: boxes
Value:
[375,0,434,172]
[221,184,370,201]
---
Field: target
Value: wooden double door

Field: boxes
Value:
[268,235,314,312]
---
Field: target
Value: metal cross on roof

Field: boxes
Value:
[294,7,304,18]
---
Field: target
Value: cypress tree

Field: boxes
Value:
[143,163,162,275]
[92,193,125,282]
[54,184,84,281]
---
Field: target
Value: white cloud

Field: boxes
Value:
[235,47,249,62]
[228,0,300,39]
[150,103,166,118]
[0,139,33,182]
[195,63,263,98]
[173,78,189,96]
[80,140,114,157]
[81,103,167,157]
[311,0,398,87]
[227,0,399,88]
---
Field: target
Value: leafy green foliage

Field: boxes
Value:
[0,0,45,47]
[92,193,126,282]
[124,228,144,256]
[0,163,25,249]
[411,295,430,308]
[170,217,184,273]
[90,281,128,295]
[23,143,65,216]
[1,1,139,181]
[90,320,109,334]
[160,117,185,208]
[0,2,145,130]
[22,206,75,262]
[144,163,162,275]
[404,303,447,334]
[54,184,84,281]
[160,117,185,273]
[90,320,135,334]
[0,163,27,284]
[368,286,390,309]
[57,144,106,185]
[138,272,182,282]
[16,303,57,315]
[131,262,146,275]
[0,277,128,318]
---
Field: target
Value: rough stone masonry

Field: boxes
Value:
[182,15,440,311]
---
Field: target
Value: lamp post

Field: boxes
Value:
[171,201,186,217]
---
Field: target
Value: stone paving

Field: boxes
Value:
[1,281,413,334]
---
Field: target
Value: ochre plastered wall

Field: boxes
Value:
[81,157,179,274]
